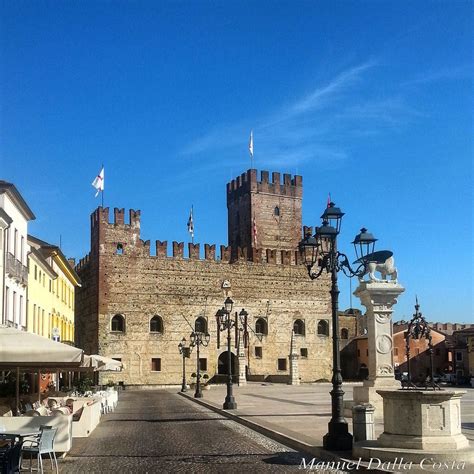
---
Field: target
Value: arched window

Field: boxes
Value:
[341,328,349,339]
[150,315,163,333]
[195,316,207,333]
[274,206,280,216]
[255,318,268,335]
[111,314,125,332]
[293,319,305,336]
[317,320,329,336]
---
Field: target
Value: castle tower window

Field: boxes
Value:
[255,347,262,358]
[274,206,280,216]
[195,317,207,333]
[341,328,349,339]
[293,319,305,336]
[255,318,268,335]
[317,320,329,336]
[111,314,125,332]
[116,243,124,255]
[150,315,163,333]
[300,348,308,358]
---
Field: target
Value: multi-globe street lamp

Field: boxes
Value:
[299,202,377,451]
[189,330,210,398]
[177,337,190,393]
[216,297,248,410]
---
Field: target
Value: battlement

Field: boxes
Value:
[227,169,302,202]
[87,206,311,266]
[91,207,141,228]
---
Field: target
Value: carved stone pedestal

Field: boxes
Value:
[353,389,474,465]
[352,281,404,415]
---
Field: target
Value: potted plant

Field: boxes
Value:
[203,374,210,390]
[106,380,116,391]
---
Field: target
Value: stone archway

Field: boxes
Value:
[217,351,238,375]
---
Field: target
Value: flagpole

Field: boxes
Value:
[101,163,104,208]
[192,205,194,245]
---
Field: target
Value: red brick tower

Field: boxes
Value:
[226,169,303,256]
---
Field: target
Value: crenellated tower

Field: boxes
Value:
[226,169,303,256]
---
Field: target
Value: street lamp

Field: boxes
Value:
[299,202,377,451]
[216,297,243,410]
[189,330,210,398]
[178,337,190,392]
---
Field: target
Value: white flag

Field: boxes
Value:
[187,206,194,238]
[248,130,254,158]
[92,167,104,197]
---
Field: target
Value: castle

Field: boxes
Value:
[74,169,355,387]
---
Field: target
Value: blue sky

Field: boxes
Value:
[1,1,472,322]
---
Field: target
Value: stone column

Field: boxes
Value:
[353,281,405,414]
[288,330,300,385]
[237,331,247,386]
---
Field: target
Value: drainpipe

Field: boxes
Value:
[2,222,11,325]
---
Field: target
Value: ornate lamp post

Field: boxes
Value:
[299,202,377,451]
[178,337,190,392]
[404,298,440,390]
[190,330,210,398]
[216,297,245,410]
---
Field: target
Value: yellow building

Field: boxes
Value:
[27,235,81,343]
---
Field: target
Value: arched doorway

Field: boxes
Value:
[218,351,238,375]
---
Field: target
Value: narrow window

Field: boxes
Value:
[300,348,308,358]
[341,328,349,339]
[255,318,268,335]
[278,358,287,371]
[116,243,124,255]
[394,348,399,356]
[317,320,329,336]
[357,349,361,357]
[255,347,262,358]
[195,316,207,333]
[151,358,161,372]
[293,319,305,336]
[274,206,280,216]
[199,358,207,371]
[150,315,163,333]
[111,314,125,332]
[456,352,463,361]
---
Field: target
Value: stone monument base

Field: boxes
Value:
[352,379,400,415]
[353,389,474,466]
[353,442,474,465]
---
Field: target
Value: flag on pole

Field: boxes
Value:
[248,130,254,158]
[252,215,258,247]
[327,192,331,208]
[187,206,194,239]
[92,167,105,197]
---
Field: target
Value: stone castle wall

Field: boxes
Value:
[75,206,333,386]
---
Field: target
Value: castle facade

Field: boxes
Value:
[75,169,344,387]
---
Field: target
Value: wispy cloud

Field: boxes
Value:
[401,65,471,87]
[179,59,422,170]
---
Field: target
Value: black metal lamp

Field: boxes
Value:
[352,228,377,261]
[224,297,234,314]
[299,233,320,268]
[320,202,344,234]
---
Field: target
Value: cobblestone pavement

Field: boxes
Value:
[60,390,328,474]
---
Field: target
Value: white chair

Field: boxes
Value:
[21,425,58,474]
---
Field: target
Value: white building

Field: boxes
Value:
[0,181,35,328]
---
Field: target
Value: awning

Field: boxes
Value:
[0,326,83,368]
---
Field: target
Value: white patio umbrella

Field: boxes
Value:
[87,355,123,372]
[0,325,83,410]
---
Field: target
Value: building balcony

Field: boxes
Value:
[6,252,28,286]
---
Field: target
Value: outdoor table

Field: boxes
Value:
[0,429,41,445]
